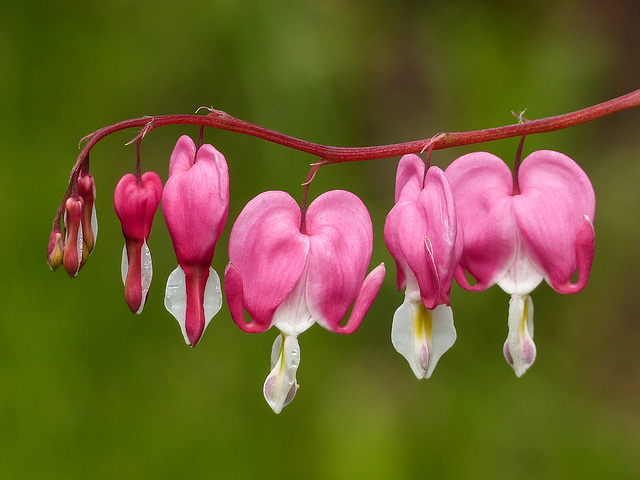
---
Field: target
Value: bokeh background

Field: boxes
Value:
[2,1,639,478]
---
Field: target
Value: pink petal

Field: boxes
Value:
[445,152,518,291]
[384,204,409,292]
[550,216,594,294]
[394,154,425,204]
[114,172,163,242]
[385,155,426,291]
[514,150,595,293]
[392,167,460,307]
[321,263,385,334]
[420,167,460,303]
[162,136,229,266]
[392,198,435,303]
[224,262,263,332]
[226,191,309,331]
[303,190,375,332]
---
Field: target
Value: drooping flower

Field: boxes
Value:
[162,135,229,346]
[62,196,84,278]
[384,154,462,379]
[224,190,385,413]
[77,171,98,261]
[445,150,595,376]
[114,171,163,314]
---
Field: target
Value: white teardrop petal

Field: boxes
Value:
[428,304,457,377]
[391,297,427,379]
[164,265,188,343]
[263,334,300,414]
[90,202,98,246]
[164,266,223,345]
[202,266,223,332]
[120,244,128,286]
[504,294,536,377]
[391,297,456,379]
[136,239,153,314]
[76,221,84,268]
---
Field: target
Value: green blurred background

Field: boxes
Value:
[2,1,639,478]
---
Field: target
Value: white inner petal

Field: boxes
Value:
[391,297,456,379]
[137,239,153,315]
[263,334,300,414]
[164,266,222,345]
[202,267,223,329]
[403,268,422,304]
[504,293,536,377]
[272,265,315,337]
[77,221,84,266]
[120,244,128,286]
[391,297,426,378]
[90,202,98,247]
[497,236,544,295]
[165,266,187,342]
[428,304,457,377]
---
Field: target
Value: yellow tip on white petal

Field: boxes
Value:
[391,298,456,379]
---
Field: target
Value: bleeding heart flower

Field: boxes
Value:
[114,171,163,314]
[445,150,595,376]
[384,154,462,379]
[224,189,385,413]
[162,135,229,347]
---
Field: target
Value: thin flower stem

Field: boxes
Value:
[512,135,526,195]
[53,88,639,231]
[135,137,142,185]
[61,87,640,213]
[73,88,640,172]
[300,161,327,234]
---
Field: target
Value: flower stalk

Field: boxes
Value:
[67,89,640,179]
[50,89,639,237]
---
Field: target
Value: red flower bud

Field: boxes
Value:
[62,197,84,278]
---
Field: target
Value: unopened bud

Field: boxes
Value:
[63,197,84,278]
[78,173,98,260]
[47,228,65,271]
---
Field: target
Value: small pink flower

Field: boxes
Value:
[162,135,229,347]
[446,150,595,376]
[384,154,462,379]
[114,171,163,314]
[224,190,385,413]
